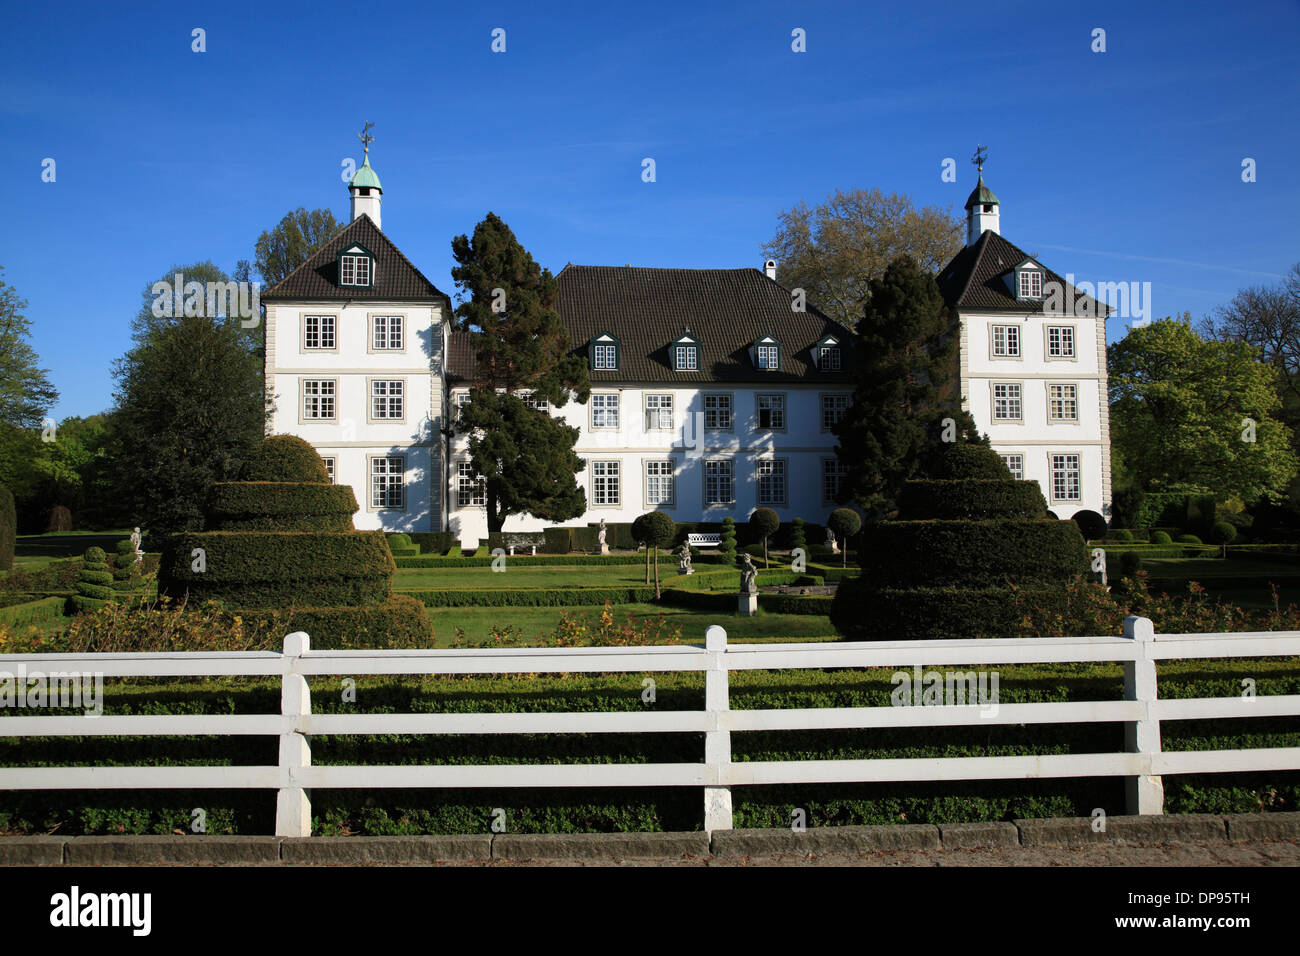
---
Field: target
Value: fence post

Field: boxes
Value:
[1122,615,1163,815]
[276,631,312,837]
[703,624,733,833]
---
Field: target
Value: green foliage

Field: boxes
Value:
[451,213,591,532]
[403,586,659,608]
[82,547,107,565]
[158,531,394,606]
[1119,551,1142,577]
[1152,530,1173,545]
[1072,509,1109,541]
[241,435,330,483]
[1109,317,1298,503]
[386,533,413,550]
[719,517,738,566]
[639,512,675,549]
[922,441,1010,480]
[408,532,456,556]
[789,517,807,552]
[206,482,357,531]
[897,480,1045,520]
[1211,521,1238,544]
[749,508,779,568]
[828,508,861,539]
[0,268,59,432]
[1177,534,1204,545]
[0,595,65,627]
[1111,529,1135,542]
[255,207,342,288]
[395,554,683,569]
[0,484,14,571]
[832,257,970,512]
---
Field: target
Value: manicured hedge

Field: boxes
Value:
[833,585,1073,641]
[897,480,1047,520]
[158,531,394,606]
[0,483,14,572]
[400,586,660,608]
[857,520,1089,589]
[242,435,330,483]
[758,593,834,615]
[408,532,456,556]
[394,554,680,569]
[239,594,431,649]
[206,482,358,532]
[0,595,66,627]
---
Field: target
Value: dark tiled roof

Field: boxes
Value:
[261,214,448,302]
[543,265,855,384]
[937,230,1110,316]
[446,330,476,385]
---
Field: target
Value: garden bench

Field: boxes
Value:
[687,533,721,548]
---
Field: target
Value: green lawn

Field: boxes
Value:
[426,603,838,647]
[394,564,755,590]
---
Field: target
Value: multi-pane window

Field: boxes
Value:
[645,394,673,430]
[756,460,787,506]
[302,380,335,419]
[1047,326,1075,358]
[592,393,619,429]
[992,383,1022,421]
[822,458,845,504]
[675,345,698,371]
[704,460,734,506]
[370,456,404,510]
[818,346,842,371]
[756,345,780,370]
[821,394,850,430]
[521,392,549,414]
[593,344,617,370]
[1048,384,1078,421]
[371,380,404,420]
[999,454,1024,480]
[592,461,620,506]
[341,254,371,287]
[992,324,1020,357]
[372,315,403,350]
[456,461,485,507]
[704,394,733,430]
[1051,454,1081,501]
[321,456,336,484]
[1018,270,1042,298]
[645,460,675,506]
[757,394,785,429]
[305,315,335,349]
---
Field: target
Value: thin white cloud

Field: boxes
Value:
[1036,244,1286,280]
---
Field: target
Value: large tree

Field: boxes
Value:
[1109,316,1297,504]
[450,213,591,533]
[255,207,343,288]
[832,256,975,515]
[107,263,268,533]
[761,187,963,329]
[0,269,59,504]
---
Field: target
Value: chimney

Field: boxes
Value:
[764,259,777,280]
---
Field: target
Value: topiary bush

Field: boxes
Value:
[1176,534,1203,545]
[1119,551,1142,578]
[828,508,862,568]
[1072,509,1108,541]
[922,442,1011,480]
[789,517,807,553]
[719,517,738,567]
[1110,529,1135,543]
[1151,530,1173,545]
[241,434,330,483]
[749,508,780,569]
[70,546,114,611]
[0,484,14,572]
[1210,521,1238,544]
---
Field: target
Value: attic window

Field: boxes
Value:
[339,246,373,288]
[675,345,698,371]
[818,346,842,371]
[589,332,620,371]
[1018,270,1043,299]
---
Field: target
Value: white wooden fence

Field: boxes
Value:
[0,616,1298,837]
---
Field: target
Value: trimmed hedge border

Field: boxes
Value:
[394,554,688,569]
[898,480,1047,520]
[206,482,358,532]
[0,595,66,627]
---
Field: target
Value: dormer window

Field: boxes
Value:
[338,243,374,288]
[589,332,620,371]
[814,334,844,371]
[1013,259,1043,301]
[753,335,781,371]
[671,331,700,371]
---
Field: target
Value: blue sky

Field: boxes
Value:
[6,0,1298,421]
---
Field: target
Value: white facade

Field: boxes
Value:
[266,299,446,531]
[446,381,853,546]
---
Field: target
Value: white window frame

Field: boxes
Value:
[368,455,406,511]
[341,254,371,287]
[303,314,336,351]
[321,456,336,484]
[1050,453,1081,502]
[1046,325,1076,360]
[999,453,1024,480]
[1018,270,1042,299]
[756,344,780,370]
[1048,383,1079,422]
[370,314,404,351]
[991,324,1020,358]
[521,391,550,415]
[675,345,698,371]
[991,382,1023,422]
[592,344,618,370]
[456,460,486,507]
[591,393,620,430]
[591,460,621,507]
[644,393,674,430]
[704,459,735,507]
[756,393,786,431]
[644,459,676,507]
[367,378,406,423]
[756,458,788,507]
[300,378,337,422]
[818,346,842,371]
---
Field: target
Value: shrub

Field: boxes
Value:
[897,480,1045,520]
[0,484,14,572]
[1151,530,1173,545]
[719,517,738,566]
[1211,521,1238,544]
[923,442,1012,480]
[45,505,73,532]
[1119,551,1142,578]
[543,528,573,554]
[241,434,330,483]
[828,508,862,568]
[1176,534,1203,545]
[206,482,357,531]
[789,517,807,553]
[409,532,456,555]
[1111,529,1135,542]
[749,508,780,569]
[387,533,413,550]
[83,547,107,566]
[1072,510,1108,541]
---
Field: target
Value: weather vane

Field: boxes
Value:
[972,144,988,174]
[358,121,375,155]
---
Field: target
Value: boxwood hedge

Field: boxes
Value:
[897,480,1047,520]
[206,482,358,532]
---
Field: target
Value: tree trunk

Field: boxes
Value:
[645,544,651,585]
[653,545,661,600]
[841,535,847,568]
[763,537,769,569]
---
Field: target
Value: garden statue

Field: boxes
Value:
[597,518,609,554]
[739,553,757,593]
[678,543,693,575]
[825,526,839,554]
[130,527,144,564]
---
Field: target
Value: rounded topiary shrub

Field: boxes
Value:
[897,480,1045,520]
[1072,509,1108,541]
[1176,534,1203,545]
[1119,550,1142,577]
[241,434,330,483]
[789,517,807,552]
[1210,521,1237,544]
[1111,529,1135,543]
[83,547,108,567]
[1151,530,1173,545]
[922,442,1011,480]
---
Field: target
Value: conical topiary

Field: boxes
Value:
[68,546,114,613]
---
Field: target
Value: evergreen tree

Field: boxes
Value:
[450,213,591,532]
[833,255,974,515]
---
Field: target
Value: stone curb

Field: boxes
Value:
[0,836,64,865]
[939,822,1019,849]
[491,832,709,860]
[711,824,940,856]
[63,836,283,864]
[1226,811,1300,842]
[282,835,492,863]
[1015,814,1227,847]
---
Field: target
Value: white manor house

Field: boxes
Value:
[262,153,1112,545]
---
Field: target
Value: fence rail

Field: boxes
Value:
[0,617,1298,836]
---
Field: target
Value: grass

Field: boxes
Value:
[425,603,838,647]
[396,565,662,590]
